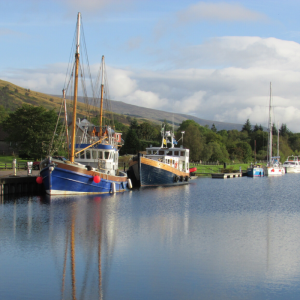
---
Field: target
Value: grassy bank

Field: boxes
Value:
[189,163,255,174]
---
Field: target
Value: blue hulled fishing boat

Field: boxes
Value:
[39,13,130,195]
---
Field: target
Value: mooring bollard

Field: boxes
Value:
[27,162,33,176]
[12,159,17,176]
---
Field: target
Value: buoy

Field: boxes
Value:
[189,167,197,173]
[36,176,43,184]
[127,178,132,189]
[93,175,101,183]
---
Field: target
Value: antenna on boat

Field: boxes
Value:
[70,12,81,163]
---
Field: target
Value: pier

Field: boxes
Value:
[211,172,242,179]
[0,170,44,195]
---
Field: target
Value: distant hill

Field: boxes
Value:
[71,96,249,131]
[0,78,256,131]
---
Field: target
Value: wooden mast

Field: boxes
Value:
[70,12,81,163]
[63,89,70,159]
[99,55,105,137]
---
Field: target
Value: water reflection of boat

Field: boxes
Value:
[127,127,190,187]
[282,156,300,173]
[39,13,129,195]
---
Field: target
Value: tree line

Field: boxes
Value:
[1,103,299,163]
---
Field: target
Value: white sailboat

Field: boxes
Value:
[264,83,285,176]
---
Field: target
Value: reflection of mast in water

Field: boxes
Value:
[59,196,106,300]
[71,211,77,300]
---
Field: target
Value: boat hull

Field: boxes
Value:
[246,167,264,177]
[128,155,189,187]
[40,161,128,195]
[284,166,300,173]
[263,166,285,176]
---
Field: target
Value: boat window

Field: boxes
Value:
[174,151,179,156]
[98,151,103,159]
[114,152,118,162]
[170,159,172,165]
[159,150,164,155]
[104,151,110,159]
[80,151,85,159]
[86,150,91,159]
[180,151,185,156]
[92,150,97,159]
[182,161,185,170]
[167,151,172,155]
[147,150,151,154]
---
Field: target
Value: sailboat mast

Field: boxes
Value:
[70,12,81,163]
[277,121,279,158]
[268,82,272,164]
[63,89,70,159]
[99,55,105,136]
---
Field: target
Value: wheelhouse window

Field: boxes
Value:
[98,151,103,159]
[159,150,164,155]
[167,151,172,155]
[80,151,85,159]
[174,151,179,156]
[180,151,185,156]
[92,150,97,159]
[147,150,151,154]
[104,151,110,159]
[86,150,91,159]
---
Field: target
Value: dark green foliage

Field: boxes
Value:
[3,104,61,160]
[120,129,140,155]
[241,119,252,134]
[272,123,278,135]
[211,123,217,133]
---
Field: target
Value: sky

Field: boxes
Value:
[1,0,300,131]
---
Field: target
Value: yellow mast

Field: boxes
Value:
[99,55,105,137]
[63,89,70,159]
[70,12,81,163]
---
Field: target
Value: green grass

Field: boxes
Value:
[0,155,30,163]
[189,163,255,174]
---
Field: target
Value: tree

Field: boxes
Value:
[241,119,252,134]
[3,104,61,160]
[279,124,291,137]
[0,105,8,124]
[120,129,140,155]
[178,123,203,161]
[272,123,278,136]
[211,123,217,133]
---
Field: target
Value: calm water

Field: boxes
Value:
[1,175,300,300]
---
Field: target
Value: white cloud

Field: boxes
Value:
[177,2,266,23]
[3,36,300,132]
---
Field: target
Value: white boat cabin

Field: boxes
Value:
[75,144,119,175]
[145,145,190,173]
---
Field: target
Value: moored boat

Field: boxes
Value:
[282,156,300,173]
[127,128,190,187]
[39,13,130,195]
[246,165,264,177]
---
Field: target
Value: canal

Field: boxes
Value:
[1,174,300,299]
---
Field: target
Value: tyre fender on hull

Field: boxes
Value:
[174,175,179,182]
